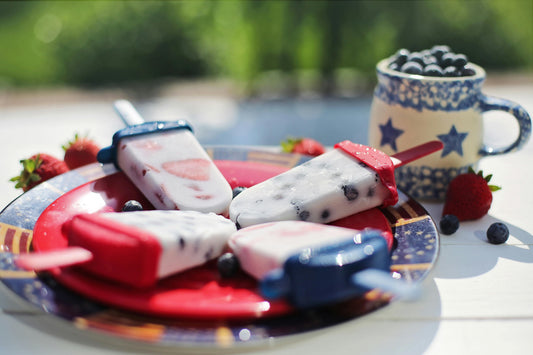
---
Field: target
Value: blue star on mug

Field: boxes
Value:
[379,118,404,151]
[437,125,468,157]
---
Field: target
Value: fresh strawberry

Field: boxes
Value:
[10,154,69,192]
[281,137,325,156]
[63,133,100,169]
[442,167,501,221]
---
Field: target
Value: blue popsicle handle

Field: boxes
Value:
[260,230,394,308]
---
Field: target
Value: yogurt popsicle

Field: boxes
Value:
[229,221,416,308]
[97,120,233,214]
[228,220,385,280]
[17,210,237,288]
[229,140,443,228]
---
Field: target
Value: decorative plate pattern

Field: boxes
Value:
[0,146,439,348]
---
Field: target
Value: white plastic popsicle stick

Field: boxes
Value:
[390,140,444,168]
[351,268,421,301]
[15,247,93,271]
[113,99,146,126]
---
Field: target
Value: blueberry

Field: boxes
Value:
[388,62,400,71]
[122,200,143,212]
[217,252,241,278]
[341,184,359,201]
[401,61,423,75]
[232,186,247,199]
[443,66,460,77]
[423,55,438,66]
[486,222,509,244]
[392,48,410,66]
[298,210,311,221]
[407,52,425,66]
[440,214,460,235]
[423,64,444,77]
[453,53,468,68]
[430,45,451,60]
[440,52,455,68]
[461,66,476,76]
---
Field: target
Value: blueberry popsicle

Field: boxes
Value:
[229,221,417,308]
[229,140,443,228]
[17,210,237,288]
[97,120,233,214]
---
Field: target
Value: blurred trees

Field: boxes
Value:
[0,0,531,93]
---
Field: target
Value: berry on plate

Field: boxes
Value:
[11,153,69,192]
[217,252,241,278]
[442,167,501,221]
[63,133,101,170]
[486,222,509,244]
[281,137,325,157]
[122,200,144,212]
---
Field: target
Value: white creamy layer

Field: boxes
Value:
[229,221,362,279]
[117,129,232,214]
[102,210,237,278]
[229,149,390,228]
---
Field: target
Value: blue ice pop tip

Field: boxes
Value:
[259,230,392,308]
[260,268,291,300]
[97,120,193,167]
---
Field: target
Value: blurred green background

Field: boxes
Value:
[0,0,531,95]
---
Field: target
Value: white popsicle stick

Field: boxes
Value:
[351,268,421,301]
[390,140,443,168]
[15,247,93,271]
[113,99,146,126]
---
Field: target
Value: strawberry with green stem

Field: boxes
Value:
[10,154,69,192]
[281,137,325,157]
[443,167,501,221]
[63,133,100,169]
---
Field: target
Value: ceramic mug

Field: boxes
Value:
[368,58,531,201]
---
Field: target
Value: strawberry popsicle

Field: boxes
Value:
[229,221,416,308]
[97,121,233,214]
[17,210,237,288]
[229,140,443,228]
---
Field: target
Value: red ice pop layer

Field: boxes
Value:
[334,141,398,207]
[64,213,162,288]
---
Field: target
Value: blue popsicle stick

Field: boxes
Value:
[260,230,420,308]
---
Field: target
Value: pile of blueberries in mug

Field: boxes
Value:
[388,45,476,77]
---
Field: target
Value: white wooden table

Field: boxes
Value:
[0,81,532,354]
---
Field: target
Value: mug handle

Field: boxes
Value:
[479,95,531,156]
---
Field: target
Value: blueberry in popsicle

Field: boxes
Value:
[16,210,237,288]
[229,140,443,228]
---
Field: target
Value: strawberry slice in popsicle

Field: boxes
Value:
[229,140,442,228]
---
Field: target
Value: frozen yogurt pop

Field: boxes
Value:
[97,101,232,214]
[229,221,418,308]
[229,140,443,228]
[16,210,237,288]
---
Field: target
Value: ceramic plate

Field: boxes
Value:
[0,146,439,347]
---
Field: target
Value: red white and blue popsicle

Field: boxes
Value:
[229,140,443,228]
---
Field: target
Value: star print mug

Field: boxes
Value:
[368,58,531,201]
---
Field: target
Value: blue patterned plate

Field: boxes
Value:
[0,146,439,348]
